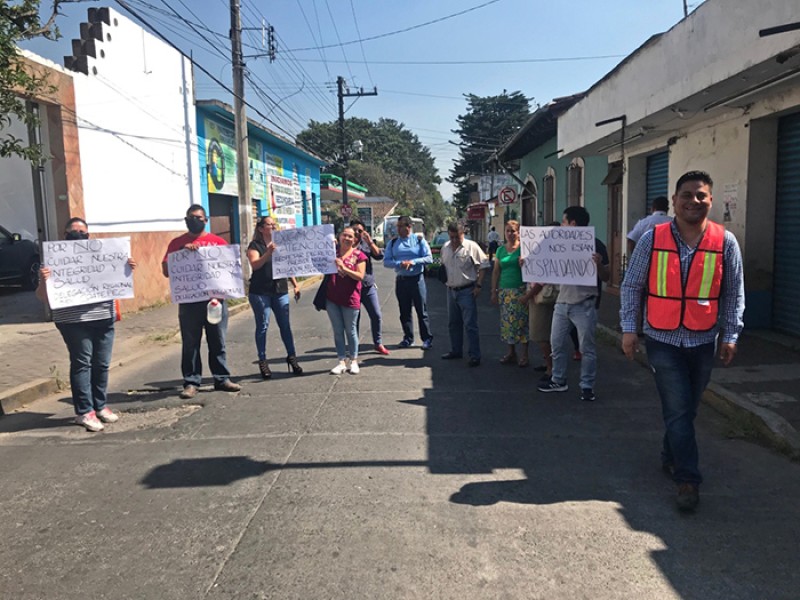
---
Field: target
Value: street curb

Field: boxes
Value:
[0,283,320,416]
[597,323,800,460]
[0,377,60,416]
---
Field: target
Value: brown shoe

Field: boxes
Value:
[179,385,199,399]
[214,380,241,393]
[676,483,699,512]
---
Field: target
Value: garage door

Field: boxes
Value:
[774,112,800,336]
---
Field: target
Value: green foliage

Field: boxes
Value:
[447,91,532,214]
[0,0,73,162]
[297,117,452,231]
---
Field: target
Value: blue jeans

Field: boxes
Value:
[395,274,432,343]
[447,286,480,360]
[550,299,598,390]
[646,337,715,485]
[249,292,296,360]
[326,300,360,360]
[357,284,383,345]
[56,318,115,415]
[178,300,231,387]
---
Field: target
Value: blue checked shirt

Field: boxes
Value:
[620,221,745,347]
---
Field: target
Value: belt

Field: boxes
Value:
[449,282,475,292]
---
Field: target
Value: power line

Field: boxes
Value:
[349,0,374,87]
[323,0,355,84]
[292,55,627,66]
[283,0,505,52]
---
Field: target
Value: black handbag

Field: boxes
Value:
[312,275,329,311]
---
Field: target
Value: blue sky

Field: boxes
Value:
[23,0,700,200]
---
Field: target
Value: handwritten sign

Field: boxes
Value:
[43,237,134,309]
[168,244,245,304]
[520,226,596,286]
[272,224,337,278]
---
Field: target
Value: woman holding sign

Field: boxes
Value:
[489,221,529,367]
[247,216,302,379]
[326,226,367,375]
[36,218,136,432]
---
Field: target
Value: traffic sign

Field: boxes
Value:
[498,186,517,205]
[340,204,353,218]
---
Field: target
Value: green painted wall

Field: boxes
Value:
[517,136,610,245]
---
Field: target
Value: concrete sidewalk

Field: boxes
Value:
[597,291,800,458]
[2,276,800,459]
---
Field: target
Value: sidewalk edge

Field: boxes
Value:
[0,378,60,415]
[597,323,800,460]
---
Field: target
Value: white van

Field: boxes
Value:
[380,215,424,243]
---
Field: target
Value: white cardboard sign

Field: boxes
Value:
[168,244,245,304]
[43,237,134,309]
[520,226,596,286]
[272,224,337,278]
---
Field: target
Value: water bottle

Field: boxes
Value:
[206,298,223,324]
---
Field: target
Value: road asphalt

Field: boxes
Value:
[1,268,799,599]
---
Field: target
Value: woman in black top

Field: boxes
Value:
[247,216,302,378]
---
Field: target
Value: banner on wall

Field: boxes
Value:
[520,226,596,286]
[249,141,266,201]
[266,153,283,177]
[204,119,237,196]
[270,174,298,229]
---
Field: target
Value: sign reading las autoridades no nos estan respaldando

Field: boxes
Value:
[43,237,134,309]
[520,226,596,287]
[168,245,245,304]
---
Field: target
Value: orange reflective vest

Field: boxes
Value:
[647,221,725,331]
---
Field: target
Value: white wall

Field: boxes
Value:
[73,8,200,233]
[559,0,800,155]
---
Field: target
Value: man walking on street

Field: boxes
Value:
[383,216,434,349]
[620,170,744,512]
[162,204,240,399]
[627,195,672,254]
[351,218,389,355]
[538,206,609,401]
[440,222,490,366]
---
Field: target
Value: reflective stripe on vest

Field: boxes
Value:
[646,221,725,332]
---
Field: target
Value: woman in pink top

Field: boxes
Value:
[326,226,367,374]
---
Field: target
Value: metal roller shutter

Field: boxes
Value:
[646,151,669,212]
[774,112,800,336]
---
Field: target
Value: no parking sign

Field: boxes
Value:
[498,186,517,205]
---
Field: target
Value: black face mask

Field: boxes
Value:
[65,230,89,240]
[185,217,206,234]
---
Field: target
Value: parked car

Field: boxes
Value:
[0,225,40,290]
[425,230,471,276]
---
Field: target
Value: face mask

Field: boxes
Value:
[185,217,206,234]
[65,230,89,240]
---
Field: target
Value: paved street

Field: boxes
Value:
[2,268,800,599]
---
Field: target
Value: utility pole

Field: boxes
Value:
[230,0,252,276]
[683,0,688,18]
[337,76,377,213]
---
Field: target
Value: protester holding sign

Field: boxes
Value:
[490,221,529,367]
[247,216,302,379]
[326,226,367,375]
[162,204,240,399]
[537,207,609,402]
[36,218,136,432]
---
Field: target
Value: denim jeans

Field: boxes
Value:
[550,299,598,390]
[646,337,715,485]
[395,274,432,344]
[357,284,383,345]
[249,292,296,360]
[56,318,115,415]
[447,286,481,360]
[178,300,231,387]
[326,300,360,360]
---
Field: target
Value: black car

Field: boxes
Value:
[0,225,40,290]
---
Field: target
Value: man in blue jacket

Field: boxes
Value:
[384,216,434,349]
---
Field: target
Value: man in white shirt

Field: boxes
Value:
[627,196,672,254]
[440,222,491,366]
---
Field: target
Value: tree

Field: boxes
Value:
[1,0,81,161]
[297,117,452,231]
[447,91,532,215]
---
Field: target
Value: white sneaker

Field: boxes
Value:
[330,362,347,375]
[349,361,360,374]
[75,411,104,432]
[96,407,119,423]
